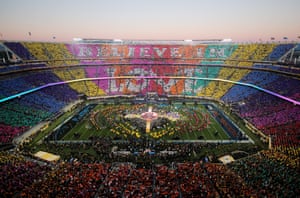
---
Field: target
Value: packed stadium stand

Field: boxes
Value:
[0,40,299,197]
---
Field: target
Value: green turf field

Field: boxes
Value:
[26,101,266,163]
[58,103,236,141]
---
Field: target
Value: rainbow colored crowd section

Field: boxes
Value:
[0,40,300,197]
[1,41,299,150]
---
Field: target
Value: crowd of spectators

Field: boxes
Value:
[199,44,275,99]
[0,124,28,143]
[0,41,299,197]
[228,151,300,198]
[0,70,78,144]
[1,148,299,197]
[265,43,295,61]
[0,152,51,197]
[222,63,300,149]
[3,42,35,60]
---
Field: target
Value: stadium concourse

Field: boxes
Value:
[0,40,299,197]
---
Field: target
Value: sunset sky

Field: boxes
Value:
[1,0,300,42]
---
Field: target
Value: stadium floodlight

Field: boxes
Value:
[113,39,123,42]
[221,38,232,42]
[73,38,82,42]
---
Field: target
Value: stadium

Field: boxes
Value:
[0,39,300,197]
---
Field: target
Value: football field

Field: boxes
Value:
[58,102,250,143]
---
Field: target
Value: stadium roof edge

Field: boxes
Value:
[71,38,226,44]
[1,39,299,45]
